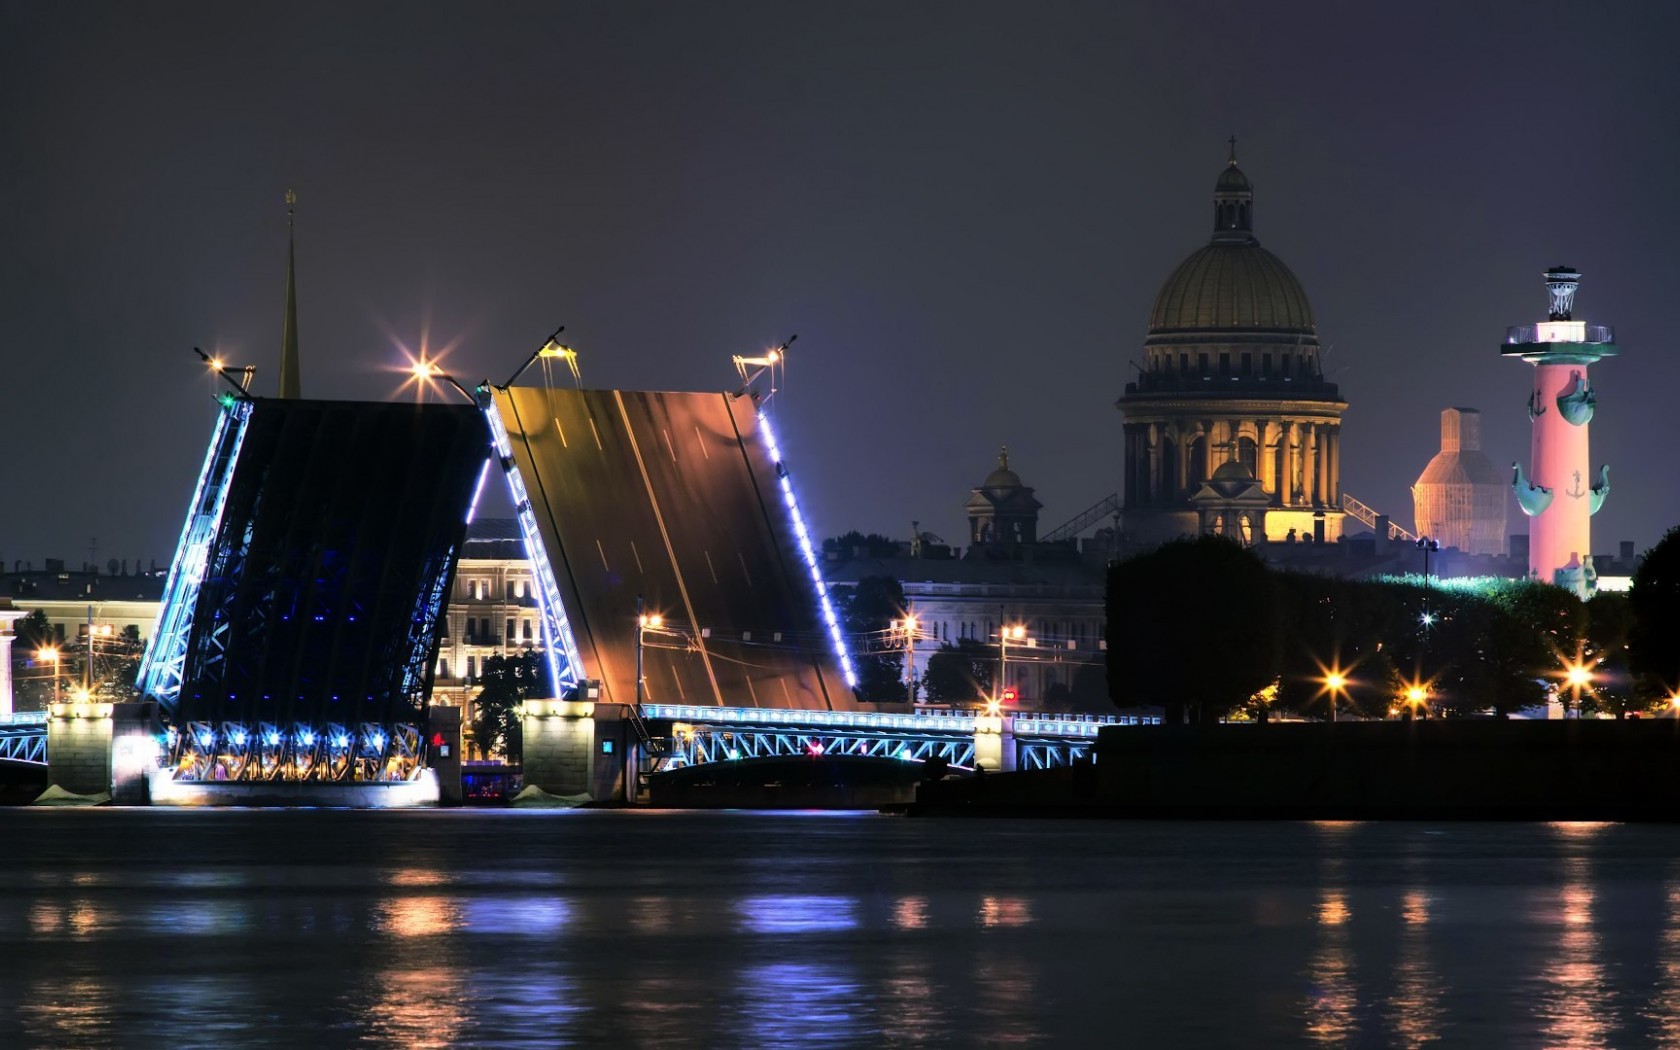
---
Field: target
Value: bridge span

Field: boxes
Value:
[641,704,1153,773]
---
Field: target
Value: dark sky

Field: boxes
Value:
[4,2,1678,568]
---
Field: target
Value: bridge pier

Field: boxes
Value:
[47,701,158,802]
[427,704,463,805]
[974,711,1017,773]
[522,698,628,801]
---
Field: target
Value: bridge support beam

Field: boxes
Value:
[48,701,158,802]
[522,699,627,800]
[974,712,1017,773]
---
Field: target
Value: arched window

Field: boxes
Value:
[1236,436,1259,476]
[1189,436,1208,484]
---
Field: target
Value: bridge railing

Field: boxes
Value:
[0,711,48,726]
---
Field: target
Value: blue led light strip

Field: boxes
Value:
[137,400,253,710]
[464,457,491,524]
[756,411,860,690]
[485,398,584,692]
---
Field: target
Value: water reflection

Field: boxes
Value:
[738,895,858,935]
[973,956,1043,1044]
[375,895,461,938]
[978,895,1032,928]
[461,894,570,936]
[19,975,111,1046]
[879,957,944,1045]
[736,961,867,1047]
[1646,877,1680,1046]
[1305,829,1359,1046]
[1390,890,1441,1048]
[893,896,928,930]
[1539,824,1610,1049]
[354,965,469,1050]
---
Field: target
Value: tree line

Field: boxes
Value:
[1106,530,1680,724]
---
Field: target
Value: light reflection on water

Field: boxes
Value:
[5,812,1680,1047]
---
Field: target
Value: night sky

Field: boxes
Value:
[4,2,1678,568]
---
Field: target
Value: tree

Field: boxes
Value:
[14,609,51,649]
[472,651,547,760]
[822,531,901,561]
[922,640,994,704]
[1581,591,1649,718]
[833,575,907,702]
[1069,662,1110,710]
[1107,536,1280,723]
[1631,526,1680,696]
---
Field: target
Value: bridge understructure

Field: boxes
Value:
[642,704,1153,774]
[0,712,46,765]
[132,396,488,788]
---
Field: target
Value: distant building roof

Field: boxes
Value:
[3,569,166,603]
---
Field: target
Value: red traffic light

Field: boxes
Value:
[430,732,446,747]
[1001,687,1018,704]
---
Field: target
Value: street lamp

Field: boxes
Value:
[998,622,1027,706]
[1415,536,1440,579]
[635,595,663,709]
[1323,668,1349,722]
[1563,660,1592,717]
[891,614,921,703]
[37,646,60,706]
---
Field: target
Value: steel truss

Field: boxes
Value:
[168,720,424,782]
[0,716,46,765]
[668,725,977,770]
[137,399,253,711]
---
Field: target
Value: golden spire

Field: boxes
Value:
[279,189,301,399]
[999,445,1009,470]
[1228,135,1238,166]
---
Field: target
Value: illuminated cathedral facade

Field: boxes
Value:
[1117,148,1347,546]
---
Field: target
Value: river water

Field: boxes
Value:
[1,810,1678,1048]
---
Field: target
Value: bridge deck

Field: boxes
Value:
[493,388,852,711]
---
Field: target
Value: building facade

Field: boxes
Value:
[1117,148,1347,546]
[430,520,540,747]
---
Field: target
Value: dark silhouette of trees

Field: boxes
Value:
[472,651,546,759]
[1107,536,1280,723]
[1631,526,1680,697]
[833,575,908,702]
[922,640,994,704]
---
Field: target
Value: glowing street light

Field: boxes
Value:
[635,595,664,709]
[37,646,60,706]
[891,614,921,703]
[1319,665,1351,722]
[998,621,1028,707]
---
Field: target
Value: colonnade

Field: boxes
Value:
[1124,417,1341,508]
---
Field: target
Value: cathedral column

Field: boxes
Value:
[1146,425,1161,505]
[1297,423,1311,505]
[1258,420,1276,495]
[1327,427,1340,506]
[1282,422,1298,505]
[1175,426,1190,497]
[1314,426,1329,506]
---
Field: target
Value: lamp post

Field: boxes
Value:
[1563,661,1592,719]
[1325,670,1348,722]
[891,614,921,704]
[635,595,663,709]
[1415,536,1440,580]
[998,621,1026,706]
[38,646,60,706]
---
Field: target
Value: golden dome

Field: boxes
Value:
[1148,242,1316,333]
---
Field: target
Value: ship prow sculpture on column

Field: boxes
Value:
[1502,267,1617,596]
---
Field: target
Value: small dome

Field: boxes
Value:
[1211,460,1256,482]
[1215,162,1252,194]
[982,446,1022,489]
[1148,242,1316,332]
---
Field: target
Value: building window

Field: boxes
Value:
[466,656,477,680]
[1237,436,1259,476]
[1219,352,1231,375]
[1262,353,1273,375]
[515,580,526,599]
[523,619,533,641]
[438,658,449,679]
[506,618,516,642]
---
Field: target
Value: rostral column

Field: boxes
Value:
[1504,267,1616,596]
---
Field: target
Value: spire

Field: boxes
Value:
[1211,141,1254,243]
[998,445,1009,471]
[279,189,301,399]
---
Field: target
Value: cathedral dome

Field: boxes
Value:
[1148,243,1316,333]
